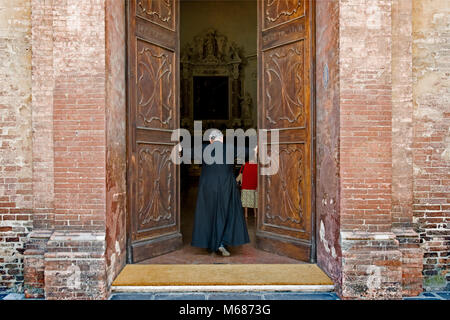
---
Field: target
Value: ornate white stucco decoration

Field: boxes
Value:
[181,29,249,132]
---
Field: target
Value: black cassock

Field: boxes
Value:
[189,141,250,252]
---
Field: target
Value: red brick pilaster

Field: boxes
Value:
[23,0,56,298]
[338,0,405,299]
[52,0,106,231]
[391,0,414,230]
[44,0,108,299]
[390,0,423,296]
[30,0,55,230]
[338,0,425,299]
[24,0,110,299]
[340,0,393,233]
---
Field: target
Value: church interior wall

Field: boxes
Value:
[180,0,257,128]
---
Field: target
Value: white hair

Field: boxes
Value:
[208,129,223,141]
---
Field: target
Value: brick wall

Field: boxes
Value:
[339,0,393,233]
[338,0,403,299]
[52,0,107,231]
[341,232,402,299]
[391,0,423,297]
[31,0,55,230]
[23,0,114,299]
[412,0,450,291]
[22,0,56,297]
[42,0,110,299]
[392,0,414,229]
[0,0,33,292]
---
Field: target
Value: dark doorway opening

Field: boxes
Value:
[126,0,315,265]
[137,0,302,265]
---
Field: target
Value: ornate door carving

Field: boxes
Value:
[257,0,314,261]
[127,0,181,263]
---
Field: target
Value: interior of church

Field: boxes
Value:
[179,0,258,132]
[140,0,301,264]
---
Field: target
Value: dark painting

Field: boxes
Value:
[193,76,229,120]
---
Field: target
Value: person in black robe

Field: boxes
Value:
[184,129,253,256]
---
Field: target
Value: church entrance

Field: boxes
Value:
[126,0,315,265]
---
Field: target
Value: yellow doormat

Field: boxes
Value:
[112,264,333,287]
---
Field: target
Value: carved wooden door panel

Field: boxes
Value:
[127,0,181,263]
[257,0,314,262]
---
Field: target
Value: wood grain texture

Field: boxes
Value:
[257,0,314,262]
[263,40,305,129]
[127,0,181,263]
[137,0,175,31]
[263,0,305,30]
[137,41,175,129]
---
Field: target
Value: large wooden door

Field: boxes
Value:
[256,0,314,262]
[127,0,182,263]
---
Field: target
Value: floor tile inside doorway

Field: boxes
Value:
[139,177,304,265]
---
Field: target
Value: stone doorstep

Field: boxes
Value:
[111,284,336,293]
[3,291,448,300]
[109,291,341,300]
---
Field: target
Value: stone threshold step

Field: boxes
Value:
[111,284,335,293]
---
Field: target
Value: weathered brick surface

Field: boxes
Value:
[390,0,424,298]
[23,230,52,298]
[393,228,423,296]
[51,0,106,231]
[21,0,57,297]
[337,0,424,300]
[392,0,414,229]
[104,0,127,288]
[44,232,107,300]
[339,0,393,232]
[315,0,342,291]
[341,232,402,300]
[31,0,55,229]
[412,0,450,290]
[0,0,33,291]
[24,0,111,299]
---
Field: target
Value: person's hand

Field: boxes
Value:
[252,145,258,160]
